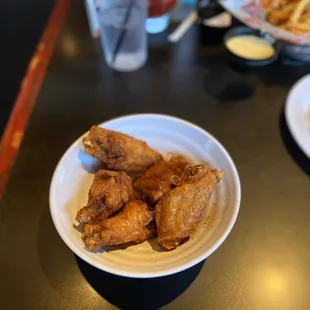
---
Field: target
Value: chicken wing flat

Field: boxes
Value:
[133,155,189,204]
[83,126,162,174]
[83,200,154,250]
[76,170,132,224]
[156,165,223,251]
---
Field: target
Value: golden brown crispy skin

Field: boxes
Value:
[156,165,223,251]
[133,155,189,204]
[76,170,132,223]
[83,126,162,173]
[83,200,154,249]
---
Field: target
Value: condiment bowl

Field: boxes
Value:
[224,26,280,67]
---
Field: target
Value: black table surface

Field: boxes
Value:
[1,1,310,309]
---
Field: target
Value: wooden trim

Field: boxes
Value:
[0,0,71,196]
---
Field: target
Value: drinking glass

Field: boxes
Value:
[98,0,147,71]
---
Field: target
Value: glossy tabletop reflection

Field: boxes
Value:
[1,1,310,309]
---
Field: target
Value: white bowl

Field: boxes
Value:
[285,74,310,158]
[50,114,241,278]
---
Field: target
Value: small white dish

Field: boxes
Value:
[285,74,310,158]
[49,114,241,278]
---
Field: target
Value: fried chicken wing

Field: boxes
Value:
[133,155,189,204]
[156,165,223,251]
[83,126,162,173]
[83,200,154,249]
[76,170,132,223]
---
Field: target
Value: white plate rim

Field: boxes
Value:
[49,113,241,278]
[285,74,310,158]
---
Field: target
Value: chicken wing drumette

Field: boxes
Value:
[83,200,154,250]
[76,169,132,223]
[133,155,189,204]
[83,126,162,174]
[156,165,223,250]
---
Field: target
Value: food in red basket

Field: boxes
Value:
[263,0,310,35]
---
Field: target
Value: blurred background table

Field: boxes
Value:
[1,0,54,135]
[1,0,310,309]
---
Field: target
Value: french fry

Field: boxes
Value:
[289,0,310,24]
[263,0,310,35]
[284,0,310,34]
[267,2,298,25]
[274,0,280,8]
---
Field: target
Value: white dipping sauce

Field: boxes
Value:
[226,35,275,60]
